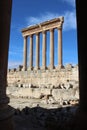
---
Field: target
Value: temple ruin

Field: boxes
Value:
[7,17,78,87]
[1,1,87,130]
[21,17,64,71]
[7,17,79,108]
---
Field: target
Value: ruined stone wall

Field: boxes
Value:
[7,64,78,87]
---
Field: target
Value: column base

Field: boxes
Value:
[49,65,54,70]
[41,66,46,70]
[28,67,33,71]
[34,67,40,70]
[56,65,64,70]
[22,67,27,71]
[0,105,14,130]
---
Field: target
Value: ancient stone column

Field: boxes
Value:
[58,26,63,69]
[23,36,27,71]
[50,28,54,69]
[0,1,14,130]
[29,35,33,70]
[76,0,87,113]
[74,0,87,129]
[36,33,39,70]
[42,31,46,69]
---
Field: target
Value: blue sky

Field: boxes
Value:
[8,0,78,68]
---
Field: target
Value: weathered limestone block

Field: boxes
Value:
[39,84,47,88]
[7,65,79,87]
[10,88,51,99]
[48,96,56,104]
[75,88,79,99]
[65,64,72,70]
[52,88,79,101]
[40,88,51,95]
[23,84,29,88]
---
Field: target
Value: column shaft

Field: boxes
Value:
[73,1,87,129]
[36,33,39,69]
[29,35,33,70]
[58,27,62,68]
[76,0,87,112]
[0,1,14,130]
[42,31,46,69]
[23,36,27,71]
[50,29,54,69]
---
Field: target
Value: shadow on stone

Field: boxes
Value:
[12,104,81,130]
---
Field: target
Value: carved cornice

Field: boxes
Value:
[21,17,64,36]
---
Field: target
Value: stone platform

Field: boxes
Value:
[7,64,78,88]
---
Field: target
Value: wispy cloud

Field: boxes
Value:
[26,12,59,26]
[64,11,76,31]
[62,0,75,7]
[26,11,76,31]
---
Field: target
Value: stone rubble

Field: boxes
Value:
[13,103,79,130]
[7,65,79,130]
[6,78,79,130]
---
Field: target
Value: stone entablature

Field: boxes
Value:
[21,17,64,71]
[21,17,64,36]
